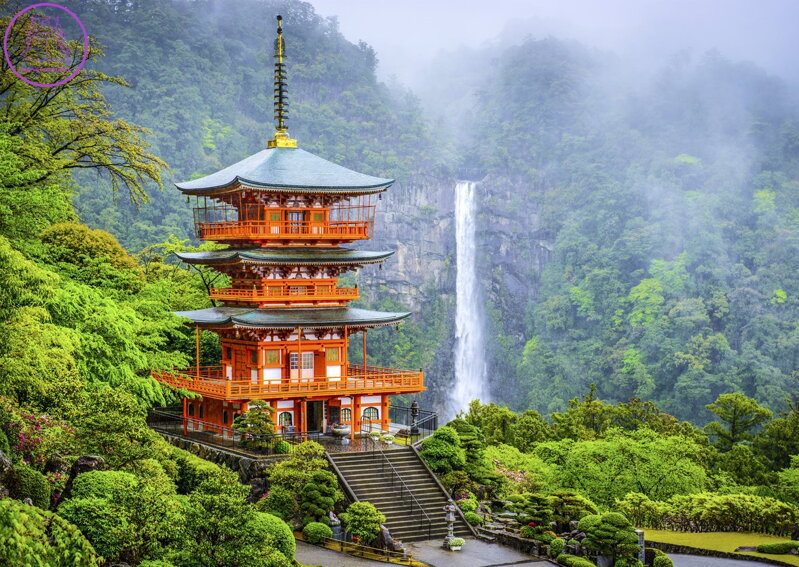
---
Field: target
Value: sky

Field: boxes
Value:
[307,0,799,89]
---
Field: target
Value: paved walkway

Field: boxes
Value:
[406,538,548,567]
[670,554,778,567]
[295,541,387,566]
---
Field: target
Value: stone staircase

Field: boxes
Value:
[329,447,473,542]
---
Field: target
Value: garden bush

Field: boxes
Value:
[456,492,479,512]
[557,554,596,567]
[509,492,553,526]
[653,554,674,567]
[615,558,643,567]
[419,426,466,474]
[464,511,484,526]
[173,451,225,493]
[550,491,598,528]
[340,501,386,545]
[550,537,565,557]
[303,521,333,544]
[756,542,799,554]
[57,497,131,561]
[0,427,10,455]
[256,485,299,523]
[300,470,342,526]
[248,512,296,562]
[9,463,51,508]
[273,440,291,454]
[578,512,639,559]
[71,470,137,501]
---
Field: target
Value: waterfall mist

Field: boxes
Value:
[450,181,489,419]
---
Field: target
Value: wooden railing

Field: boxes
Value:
[152,364,424,400]
[209,285,359,303]
[195,220,371,241]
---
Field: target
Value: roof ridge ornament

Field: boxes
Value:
[268,15,297,149]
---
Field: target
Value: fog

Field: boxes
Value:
[309,0,799,90]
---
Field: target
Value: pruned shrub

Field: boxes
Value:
[653,554,674,567]
[464,511,483,526]
[456,493,478,513]
[756,542,799,554]
[557,553,596,567]
[340,501,385,545]
[248,512,295,562]
[578,512,639,558]
[300,470,342,526]
[274,440,291,454]
[9,464,51,508]
[550,537,565,557]
[419,426,466,474]
[303,521,333,544]
[256,485,299,523]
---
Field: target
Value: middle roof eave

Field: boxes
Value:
[174,247,395,266]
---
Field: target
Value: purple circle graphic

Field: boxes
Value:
[3,3,89,88]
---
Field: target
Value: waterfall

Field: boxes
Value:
[450,181,488,419]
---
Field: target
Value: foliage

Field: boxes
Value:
[509,492,553,527]
[419,426,466,474]
[234,401,276,447]
[340,501,386,545]
[448,537,465,547]
[8,463,52,509]
[0,398,75,469]
[256,485,299,523]
[705,393,772,451]
[557,554,596,567]
[0,498,100,566]
[550,537,566,557]
[171,447,227,494]
[303,521,333,544]
[247,512,296,563]
[464,511,483,526]
[273,440,291,455]
[267,441,327,489]
[300,470,342,526]
[578,512,640,559]
[549,491,598,528]
[652,554,674,567]
[756,542,799,554]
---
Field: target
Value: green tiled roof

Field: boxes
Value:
[174,307,409,329]
[175,147,393,194]
[175,247,394,266]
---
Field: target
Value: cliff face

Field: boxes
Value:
[359,174,554,413]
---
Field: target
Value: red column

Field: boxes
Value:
[182,397,188,436]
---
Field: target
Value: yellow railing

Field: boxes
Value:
[209,285,359,303]
[152,364,424,400]
[196,220,371,241]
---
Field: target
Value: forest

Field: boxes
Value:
[1,0,799,564]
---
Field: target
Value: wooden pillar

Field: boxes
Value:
[300,400,307,435]
[343,326,348,377]
[381,394,390,431]
[195,326,200,378]
[352,395,362,440]
[297,326,302,380]
[362,329,367,368]
[182,397,188,436]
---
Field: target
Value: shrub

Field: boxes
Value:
[340,501,386,545]
[300,470,342,526]
[615,558,643,567]
[578,512,639,558]
[57,497,131,561]
[173,451,225,493]
[274,440,291,454]
[557,554,596,567]
[456,493,479,513]
[550,537,565,557]
[248,512,296,562]
[756,542,799,554]
[464,511,483,526]
[550,491,598,527]
[71,470,137,501]
[303,521,333,544]
[256,485,299,523]
[0,428,10,455]
[653,555,674,567]
[9,463,51,508]
[508,492,553,526]
[419,426,466,474]
[138,561,177,567]
[449,537,465,547]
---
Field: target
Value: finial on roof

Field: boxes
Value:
[268,14,297,148]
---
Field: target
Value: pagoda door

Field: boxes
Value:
[288,210,306,234]
[290,352,314,381]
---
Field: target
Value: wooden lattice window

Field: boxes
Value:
[278,412,292,426]
[326,348,339,362]
[362,407,378,421]
[341,408,351,422]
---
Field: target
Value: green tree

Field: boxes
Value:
[705,393,772,451]
[419,426,466,474]
[340,501,385,545]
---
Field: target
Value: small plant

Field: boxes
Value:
[653,555,674,567]
[557,554,596,567]
[464,511,483,526]
[381,434,395,444]
[273,440,291,454]
[340,501,385,545]
[303,522,333,544]
[756,542,799,554]
[448,537,465,549]
[550,537,565,557]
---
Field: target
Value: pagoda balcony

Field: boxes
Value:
[152,363,424,401]
[209,284,359,305]
[195,219,372,243]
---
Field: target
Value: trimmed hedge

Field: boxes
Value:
[464,511,483,526]
[303,522,333,544]
[557,553,596,567]
[550,537,565,557]
[653,555,674,567]
[755,542,799,554]
[9,464,51,509]
[274,441,291,454]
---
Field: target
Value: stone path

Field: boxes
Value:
[406,538,548,567]
[670,554,778,567]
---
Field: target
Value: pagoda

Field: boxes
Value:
[152,16,424,438]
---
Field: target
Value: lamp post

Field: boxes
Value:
[443,502,456,548]
[634,529,645,564]
[410,399,419,436]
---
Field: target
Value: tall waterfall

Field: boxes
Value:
[450,181,488,419]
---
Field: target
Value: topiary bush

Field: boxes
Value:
[303,521,333,544]
[273,440,291,454]
[9,463,51,508]
[464,511,484,526]
[615,557,643,567]
[70,470,137,501]
[256,485,299,523]
[456,493,479,513]
[653,554,674,567]
[173,451,225,493]
[340,501,386,545]
[557,553,596,567]
[550,537,565,557]
[578,512,639,559]
[756,542,799,554]
[419,426,466,474]
[300,470,342,526]
[57,497,131,561]
[248,512,295,562]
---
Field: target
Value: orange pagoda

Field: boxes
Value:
[152,16,424,438]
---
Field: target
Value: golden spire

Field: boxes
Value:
[268,14,297,148]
